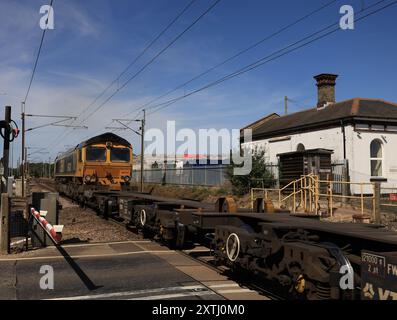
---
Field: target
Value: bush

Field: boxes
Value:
[226,150,274,195]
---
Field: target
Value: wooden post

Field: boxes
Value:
[373,182,381,224]
[0,193,10,254]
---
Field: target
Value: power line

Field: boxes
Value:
[23,0,54,104]
[78,0,222,126]
[52,0,222,154]
[147,0,395,116]
[119,0,340,119]
[104,0,380,137]
[74,0,197,122]
[104,0,340,137]
[78,109,143,143]
[45,0,204,152]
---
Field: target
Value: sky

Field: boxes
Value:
[0,0,396,165]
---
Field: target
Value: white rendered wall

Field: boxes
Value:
[242,125,397,194]
[243,126,346,164]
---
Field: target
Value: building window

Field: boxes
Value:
[355,124,369,131]
[370,139,383,177]
[297,143,305,151]
[386,125,397,132]
[371,125,385,131]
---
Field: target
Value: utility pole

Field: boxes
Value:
[1,106,11,193]
[284,96,288,115]
[21,102,25,197]
[25,147,28,178]
[140,109,146,193]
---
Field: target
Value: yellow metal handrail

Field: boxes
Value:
[251,174,376,216]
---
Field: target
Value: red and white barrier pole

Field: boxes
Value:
[30,207,63,244]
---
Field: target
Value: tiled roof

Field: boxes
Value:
[244,98,397,140]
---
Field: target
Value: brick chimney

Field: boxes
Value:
[314,73,338,108]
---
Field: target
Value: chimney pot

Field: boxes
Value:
[314,73,338,108]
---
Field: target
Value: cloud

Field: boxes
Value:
[56,1,102,38]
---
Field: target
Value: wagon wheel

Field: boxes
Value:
[220,197,237,213]
[226,233,240,262]
[139,209,147,227]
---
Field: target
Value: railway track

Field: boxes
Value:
[31,178,397,300]
[31,179,283,299]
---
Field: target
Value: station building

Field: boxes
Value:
[241,73,397,193]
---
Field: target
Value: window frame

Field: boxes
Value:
[85,146,107,162]
[370,139,383,178]
[110,147,131,163]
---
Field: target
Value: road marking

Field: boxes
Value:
[217,289,253,294]
[129,291,217,300]
[0,249,178,261]
[61,240,151,248]
[132,241,154,251]
[183,248,210,253]
[9,239,151,250]
[48,285,208,300]
[208,283,240,289]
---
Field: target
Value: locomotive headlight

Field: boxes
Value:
[123,175,131,182]
[84,175,91,182]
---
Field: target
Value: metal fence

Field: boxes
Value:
[331,159,348,194]
[132,166,228,186]
[132,162,280,187]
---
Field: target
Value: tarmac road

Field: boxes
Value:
[0,240,267,300]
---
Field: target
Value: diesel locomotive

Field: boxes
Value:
[54,132,133,197]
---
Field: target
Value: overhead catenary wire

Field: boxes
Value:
[23,0,54,104]
[74,0,388,145]
[119,0,340,120]
[70,109,143,148]
[45,0,196,151]
[46,0,216,153]
[73,0,197,122]
[50,0,396,156]
[77,0,222,126]
[146,0,395,116]
[101,0,341,138]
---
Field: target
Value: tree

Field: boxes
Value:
[226,149,274,195]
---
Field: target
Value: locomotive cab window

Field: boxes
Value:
[86,146,106,161]
[110,147,130,162]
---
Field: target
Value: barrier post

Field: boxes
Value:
[0,193,10,254]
